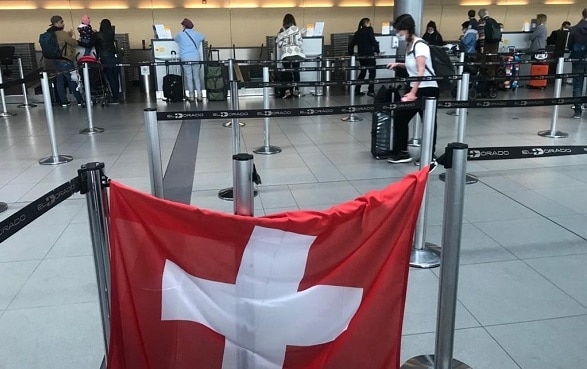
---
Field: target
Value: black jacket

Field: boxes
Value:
[422,31,444,46]
[348,26,380,56]
[94,29,118,59]
[568,19,587,55]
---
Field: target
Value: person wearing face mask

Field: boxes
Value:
[348,17,380,97]
[529,14,548,52]
[422,20,444,46]
[386,14,439,164]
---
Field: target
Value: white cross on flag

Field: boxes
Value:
[107,169,429,369]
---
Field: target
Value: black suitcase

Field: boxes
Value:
[205,48,227,101]
[163,55,184,103]
[370,85,399,159]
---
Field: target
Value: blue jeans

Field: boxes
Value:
[572,61,587,114]
[100,56,120,102]
[182,61,202,98]
[53,59,83,104]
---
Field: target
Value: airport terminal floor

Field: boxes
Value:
[1,82,587,368]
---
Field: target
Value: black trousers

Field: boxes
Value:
[356,58,376,93]
[392,87,440,155]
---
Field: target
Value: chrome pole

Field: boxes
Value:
[401,143,472,369]
[79,63,104,135]
[144,108,164,198]
[538,57,568,138]
[341,55,362,122]
[17,57,37,108]
[80,162,111,356]
[233,153,254,216]
[222,58,245,128]
[410,97,440,269]
[253,66,282,155]
[38,72,73,165]
[0,64,16,117]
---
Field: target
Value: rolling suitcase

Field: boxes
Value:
[163,51,184,103]
[370,85,399,159]
[205,48,228,101]
[528,63,548,89]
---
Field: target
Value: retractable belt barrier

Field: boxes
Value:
[464,145,587,161]
[0,177,81,243]
[0,67,43,90]
[157,95,587,122]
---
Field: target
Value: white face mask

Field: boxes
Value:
[398,34,406,41]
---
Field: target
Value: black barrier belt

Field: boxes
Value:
[157,95,587,121]
[0,177,81,244]
[157,101,422,121]
[0,68,44,90]
[438,96,587,109]
[467,145,587,161]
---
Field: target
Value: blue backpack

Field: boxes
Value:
[39,31,64,59]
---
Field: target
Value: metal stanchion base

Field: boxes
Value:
[311,91,324,96]
[341,114,363,122]
[39,155,73,165]
[0,202,7,213]
[537,130,568,138]
[79,127,105,135]
[410,243,441,269]
[0,111,17,117]
[439,172,478,184]
[401,355,472,369]
[253,145,282,155]
[17,103,38,108]
[218,187,259,201]
[222,121,246,127]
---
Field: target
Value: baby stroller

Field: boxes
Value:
[77,55,113,107]
[451,54,498,100]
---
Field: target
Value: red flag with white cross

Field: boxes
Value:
[107,169,429,369]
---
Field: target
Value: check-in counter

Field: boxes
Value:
[374,34,399,89]
[152,39,204,99]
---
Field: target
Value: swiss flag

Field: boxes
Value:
[107,168,429,369]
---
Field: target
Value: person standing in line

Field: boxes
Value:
[348,17,380,97]
[467,9,478,31]
[277,13,305,99]
[547,21,571,58]
[385,14,439,164]
[422,20,444,46]
[529,14,548,52]
[46,15,84,107]
[460,21,478,54]
[568,8,587,119]
[77,14,95,56]
[95,19,121,104]
[174,18,205,102]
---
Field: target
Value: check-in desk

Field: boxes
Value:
[151,39,204,99]
[374,35,399,90]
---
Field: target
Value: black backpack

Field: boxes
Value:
[39,30,64,59]
[412,40,455,91]
[484,17,502,43]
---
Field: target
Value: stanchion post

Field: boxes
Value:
[253,66,282,155]
[312,57,324,96]
[0,65,17,117]
[222,58,245,129]
[447,52,465,117]
[16,57,37,108]
[401,143,472,369]
[410,98,441,269]
[79,162,111,357]
[233,153,254,216]
[79,63,105,135]
[38,72,73,165]
[144,108,164,198]
[341,55,362,122]
[440,72,478,184]
[538,56,568,138]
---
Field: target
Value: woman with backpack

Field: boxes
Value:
[385,14,439,164]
